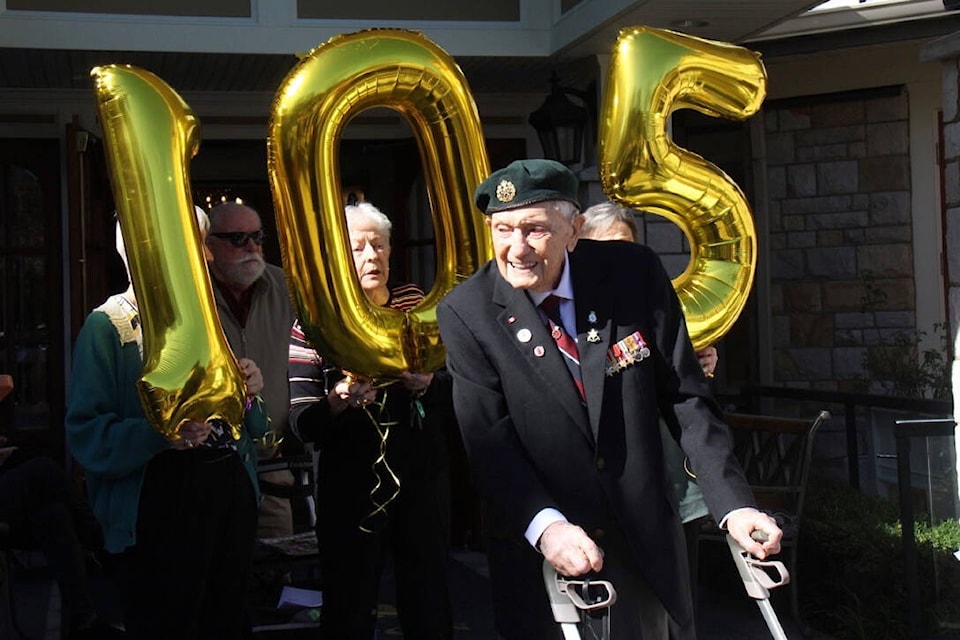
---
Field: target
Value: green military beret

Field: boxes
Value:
[474,159,581,214]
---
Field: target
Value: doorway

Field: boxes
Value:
[0,137,64,451]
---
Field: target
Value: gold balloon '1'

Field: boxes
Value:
[599,27,766,351]
[268,29,492,379]
[92,65,245,438]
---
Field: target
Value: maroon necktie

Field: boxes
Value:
[540,294,585,402]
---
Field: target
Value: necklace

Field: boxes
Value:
[116,292,141,331]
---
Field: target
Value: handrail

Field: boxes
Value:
[739,384,951,489]
[740,385,951,413]
[894,418,955,640]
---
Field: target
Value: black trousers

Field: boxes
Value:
[317,417,453,640]
[124,448,257,640]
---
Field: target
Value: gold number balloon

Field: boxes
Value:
[268,29,492,378]
[92,64,245,438]
[599,26,766,351]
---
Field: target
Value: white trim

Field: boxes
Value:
[752,0,950,41]
[909,78,947,350]
[0,1,552,57]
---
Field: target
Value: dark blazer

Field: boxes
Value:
[437,239,755,634]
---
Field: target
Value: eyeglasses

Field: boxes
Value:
[210,229,266,247]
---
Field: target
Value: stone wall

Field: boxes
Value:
[765,88,914,390]
[580,87,920,391]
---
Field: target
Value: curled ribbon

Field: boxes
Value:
[357,389,401,533]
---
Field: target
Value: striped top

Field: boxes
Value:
[288,283,425,442]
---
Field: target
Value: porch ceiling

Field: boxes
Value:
[0,1,957,95]
[0,0,822,94]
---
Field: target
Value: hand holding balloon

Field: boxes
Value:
[330,376,378,415]
[238,358,264,397]
[698,346,718,378]
[398,372,433,396]
[171,420,212,450]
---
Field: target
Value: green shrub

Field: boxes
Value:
[800,479,960,639]
[860,325,951,400]
[855,281,951,400]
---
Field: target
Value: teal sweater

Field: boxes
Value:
[65,305,268,554]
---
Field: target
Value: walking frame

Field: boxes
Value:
[544,531,790,640]
[543,559,617,640]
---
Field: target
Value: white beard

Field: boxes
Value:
[216,254,265,290]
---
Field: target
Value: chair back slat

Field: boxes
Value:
[723,410,830,525]
[697,410,830,626]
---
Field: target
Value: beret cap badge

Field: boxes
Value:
[496,179,516,203]
[474,158,580,214]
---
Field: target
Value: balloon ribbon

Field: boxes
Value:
[358,389,401,533]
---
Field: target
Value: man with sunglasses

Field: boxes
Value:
[207,202,297,541]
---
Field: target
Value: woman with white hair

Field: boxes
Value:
[65,206,270,639]
[580,201,641,243]
[289,201,454,639]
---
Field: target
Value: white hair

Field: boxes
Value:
[581,202,639,242]
[194,205,210,235]
[345,201,392,239]
[548,200,581,222]
[116,205,210,282]
[207,201,257,232]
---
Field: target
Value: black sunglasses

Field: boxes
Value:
[210,229,266,247]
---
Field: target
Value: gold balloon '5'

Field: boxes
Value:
[268,29,492,379]
[600,27,766,351]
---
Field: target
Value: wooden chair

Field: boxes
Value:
[697,409,830,625]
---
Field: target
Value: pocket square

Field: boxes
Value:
[605,330,651,376]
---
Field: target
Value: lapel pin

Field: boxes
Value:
[588,310,597,324]
[507,315,517,324]
[533,345,545,357]
[516,328,532,343]
[587,328,601,343]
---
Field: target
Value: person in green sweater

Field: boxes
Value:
[65,207,269,640]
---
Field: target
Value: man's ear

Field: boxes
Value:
[567,214,585,251]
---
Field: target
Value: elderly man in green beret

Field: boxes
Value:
[437,159,781,639]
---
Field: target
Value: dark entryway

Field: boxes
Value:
[0,136,64,453]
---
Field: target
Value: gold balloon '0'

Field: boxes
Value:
[268,29,492,378]
[92,65,245,438]
[599,27,766,351]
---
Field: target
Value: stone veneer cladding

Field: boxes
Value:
[766,89,914,390]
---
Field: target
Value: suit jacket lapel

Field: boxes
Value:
[570,250,614,442]
[492,275,592,442]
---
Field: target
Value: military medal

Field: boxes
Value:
[516,328,532,343]
[587,328,601,343]
[605,330,651,376]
